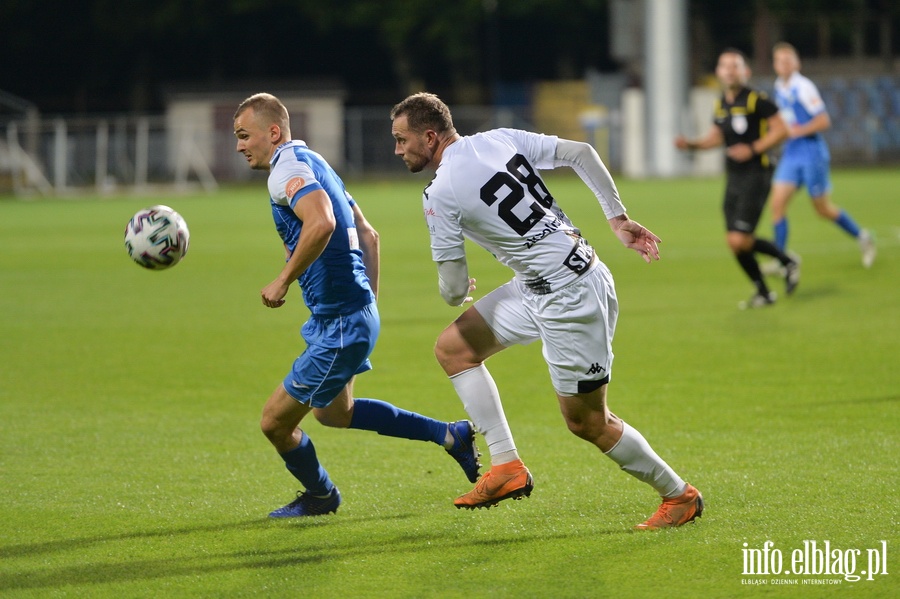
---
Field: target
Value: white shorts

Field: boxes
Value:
[473,261,618,396]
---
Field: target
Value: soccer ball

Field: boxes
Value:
[124,205,190,270]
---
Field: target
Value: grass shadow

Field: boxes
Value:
[0,510,426,561]
[0,516,631,592]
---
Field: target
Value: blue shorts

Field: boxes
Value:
[283,302,379,408]
[773,152,831,199]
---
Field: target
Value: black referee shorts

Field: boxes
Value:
[723,167,773,233]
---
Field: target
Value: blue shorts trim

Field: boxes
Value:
[773,153,831,198]
[283,303,379,408]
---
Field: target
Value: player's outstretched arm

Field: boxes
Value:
[675,125,724,151]
[352,202,380,300]
[608,214,661,264]
[554,139,626,219]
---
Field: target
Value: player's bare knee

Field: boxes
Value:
[433,338,448,365]
[434,333,472,374]
[817,206,838,220]
[259,416,283,443]
[433,343,454,372]
[564,415,608,444]
[727,232,753,254]
[564,417,591,440]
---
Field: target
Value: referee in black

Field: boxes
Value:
[676,48,799,309]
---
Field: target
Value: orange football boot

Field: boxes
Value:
[453,459,533,509]
[634,484,704,530]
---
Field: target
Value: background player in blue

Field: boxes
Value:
[770,42,876,268]
[233,93,480,518]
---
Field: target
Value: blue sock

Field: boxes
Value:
[280,433,333,496]
[349,398,446,445]
[834,210,861,238]
[774,218,789,252]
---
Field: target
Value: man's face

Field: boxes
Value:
[715,52,749,90]
[773,49,799,79]
[391,114,432,173]
[234,108,276,171]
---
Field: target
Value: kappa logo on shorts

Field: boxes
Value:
[586,363,606,375]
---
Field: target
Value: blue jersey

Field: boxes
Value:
[774,72,830,162]
[267,141,374,315]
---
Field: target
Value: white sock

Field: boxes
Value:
[604,421,686,498]
[449,364,518,461]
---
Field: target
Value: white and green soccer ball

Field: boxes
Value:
[124,205,190,270]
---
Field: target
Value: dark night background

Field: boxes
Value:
[2,0,898,114]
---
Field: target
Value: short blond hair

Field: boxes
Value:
[772,41,799,58]
[234,93,290,133]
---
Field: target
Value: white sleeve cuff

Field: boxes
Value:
[437,258,470,306]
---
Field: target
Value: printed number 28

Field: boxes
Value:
[479,154,554,236]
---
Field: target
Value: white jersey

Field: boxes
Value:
[774,71,827,127]
[424,128,622,294]
[774,71,829,157]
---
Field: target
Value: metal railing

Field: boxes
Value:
[3,89,899,197]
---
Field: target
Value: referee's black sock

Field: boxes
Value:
[753,238,794,266]
[735,251,770,296]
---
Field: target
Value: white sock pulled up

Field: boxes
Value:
[604,421,686,498]
[449,364,518,462]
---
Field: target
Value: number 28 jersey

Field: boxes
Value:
[423,128,615,294]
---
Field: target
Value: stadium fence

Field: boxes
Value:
[2,78,900,196]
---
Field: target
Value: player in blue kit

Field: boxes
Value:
[233,93,480,518]
[769,42,876,268]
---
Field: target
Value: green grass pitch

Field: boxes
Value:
[1,168,897,598]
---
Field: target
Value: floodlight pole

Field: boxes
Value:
[644,0,689,177]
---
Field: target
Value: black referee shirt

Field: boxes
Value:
[713,86,779,170]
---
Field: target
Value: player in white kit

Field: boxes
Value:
[390,92,702,529]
